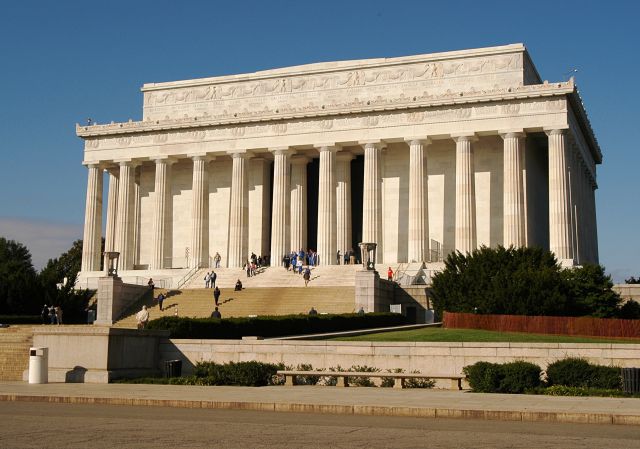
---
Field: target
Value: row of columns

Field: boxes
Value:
[81,130,597,271]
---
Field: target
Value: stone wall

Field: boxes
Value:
[614,284,640,303]
[160,339,640,382]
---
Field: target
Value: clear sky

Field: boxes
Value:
[0,0,638,280]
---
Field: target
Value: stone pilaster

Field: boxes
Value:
[190,155,209,268]
[407,139,430,263]
[454,135,477,254]
[228,152,250,267]
[317,146,338,265]
[81,164,103,272]
[502,132,526,248]
[270,148,291,265]
[115,161,136,270]
[290,155,309,253]
[547,129,574,262]
[104,168,118,253]
[150,158,174,270]
[336,151,353,260]
[362,142,384,253]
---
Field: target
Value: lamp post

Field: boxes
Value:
[104,251,120,277]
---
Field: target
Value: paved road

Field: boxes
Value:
[1,402,639,449]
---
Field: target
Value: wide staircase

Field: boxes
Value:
[114,285,356,328]
[0,326,34,381]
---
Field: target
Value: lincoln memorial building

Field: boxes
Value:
[77,43,601,279]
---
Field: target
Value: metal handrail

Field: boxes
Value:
[176,265,200,290]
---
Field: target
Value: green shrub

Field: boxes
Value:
[294,364,322,385]
[545,358,622,390]
[147,313,409,339]
[463,361,541,393]
[349,365,380,387]
[537,385,631,397]
[192,361,283,386]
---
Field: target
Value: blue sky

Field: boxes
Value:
[0,0,638,279]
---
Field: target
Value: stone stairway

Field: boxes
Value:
[0,326,34,381]
[184,264,362,289]
[114,286,356,328]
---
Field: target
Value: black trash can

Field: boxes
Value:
[164,359,182,378]
[621,368,640,394]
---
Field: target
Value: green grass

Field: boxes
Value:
[332,327,640,344]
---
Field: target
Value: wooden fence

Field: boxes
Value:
[443,312,640,339]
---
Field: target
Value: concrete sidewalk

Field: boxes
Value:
[1,381,639,426]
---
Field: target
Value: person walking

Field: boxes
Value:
[48,305,56,324]
[41,304,49,324]
[211,271,217,288]
[213,286,221,306]
[303,267,311,287]
[387,267,393,281]
[136,306,150,330]
[204,272,211,288]
[211,307,221,319]
[54,306,63,325]
[214,252,221,268]
[157,292,165,311]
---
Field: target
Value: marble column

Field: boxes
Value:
[502,132,526,248]
[81,164,103,272]
[228,152,249,268]
[290,155,309,253]
[362,142,384,251]
[190,155,209,268]
[454,135,477,254]
[317,146,338,265]
[547,129,574,262]
[115,161,136,270]
[336,151,353,261]
[150,158,173,270]
[270,148,291,265]
[132,169,141,267]
[104,168,119,253]
[407,139,430,263]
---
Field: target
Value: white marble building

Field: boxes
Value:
[77,43,600,277]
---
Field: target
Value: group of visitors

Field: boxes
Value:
[204,271,217,288]
[340,248,357,265]
[283,249,319,269]
[41,305,63,325]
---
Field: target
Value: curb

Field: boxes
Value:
[1,394,638,426]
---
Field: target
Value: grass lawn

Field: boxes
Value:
[332,327,640,344]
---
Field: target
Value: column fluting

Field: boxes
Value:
[336,152,353,262]
[407,139,430,263]
[115,161,135,270]
[502,132,526,248]
[547,129,574,261]
[317,146,338,265]
[104,169,119,253]
[454,135,477,254]
[150,158,173,269]
[228,152,249,268]
[362,142,383,254]
[270,149,291,265]
[190,156,209,268]
[81,164,103,272]
[290,155,309,253]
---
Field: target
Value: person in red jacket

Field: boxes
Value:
[387,267,393,281]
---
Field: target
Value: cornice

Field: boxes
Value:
[77,81,574,138]
[141,44,526,92]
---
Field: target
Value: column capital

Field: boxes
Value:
[153,157,178,165]
[189,154,215,162]
[451,133,478,143]
[228,150,252,159]
[336,151,354,162]
[290,154,311,165]
[359,140,387,150]
[83,162,102,169]
[269,147,294,156]
[115,159,141,168]
[544,128,568,137]
[404,137,431,146]
[318,145,340,153]
[499,130,526,139]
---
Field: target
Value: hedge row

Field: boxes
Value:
[463,358,623,394]
[146,313,409,339]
